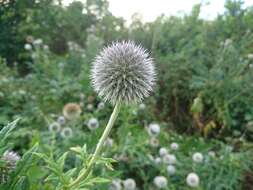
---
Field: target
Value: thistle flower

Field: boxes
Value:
[167,165,176,175]
[48,122,61,133]
[104,137,113,147]
[192,152,203,163]
[170,142,179,150]
[87,118,99,130]
[2,150,20,169]
[153,176,168,189]
[1,150,20,183]
[147,123,160,136]
[208,151,216,158]
[149,137,159,148]
[87,104,93,111]
[24,44,32,50]
[154,157,162,165]
[109,179,122,190]
[123,178,136,190]
[33,38,43,46]
[186,173,200,187]
[163,154,176,164]
[97,102,105,110]
[139,103,146,110]
[159,147,168,157]
[26,35,34,43]
[80,93,85,101]
[57,116,66,125]
[60,127,73,138]
[63,103,82,120]
[91,41,156,104]
[247,53,253,59]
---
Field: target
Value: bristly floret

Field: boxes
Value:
[91,41,156,104]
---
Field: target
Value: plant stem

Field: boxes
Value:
[68,101,121,188]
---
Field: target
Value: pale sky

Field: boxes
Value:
[63,0,253,22]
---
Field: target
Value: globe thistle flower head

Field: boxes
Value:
[123,178,136,190]
[60,127,73,138]
[48,122,61,133]
[2,150,20,169]
[91,41,156,105]
[153,176,168,189]
[149,137,159,148]
[63,103,82,120]
[57,116,66,125]
[109,179,122,190]
[87,118,99,131]
[159,147,168,157]
[163,154,176,164]
[147,123,160,137]
[186,173,200,187]
[192,152,203,163]
[167,165,176,175]
[170,142,179,150]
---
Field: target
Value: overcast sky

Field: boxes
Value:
[63,0,253,22]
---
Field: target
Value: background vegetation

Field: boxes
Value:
[0,0,253,189]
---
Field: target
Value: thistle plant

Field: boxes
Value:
[68,41,156,188]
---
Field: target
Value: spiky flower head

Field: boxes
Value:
[186,173,200,187]
[91,41,156,104]
[153,176,168,189]
[123,178,136,190]
[2,150,20,169]
[1,150,20,183]
[60,127,73,138]
[192,152,203,163]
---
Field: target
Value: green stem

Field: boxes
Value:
[68,101,122,188]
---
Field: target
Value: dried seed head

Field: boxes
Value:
[63,103,82,120]
[91,41,156,104]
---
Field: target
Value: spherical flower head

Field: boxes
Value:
[208,151,215,158]
[148,123,160,136]
[163,154,176,164]
[123,178,136,190]
[153,176,168,189]
[159,147,168,157]
[60,127,73,138]
[149,137,159,148]
[2,150,20,168]
[87,104,93,111]
[24,44,32,50]
[63,103,82,120]
[87,118,99,130]
[192,152,203,163]
[91,41,156,105]
[109,179,122,190]
[57,116,66,125]
[154,157,162,165]
[170,142,179,150]
[186,173,200,187]
[139,103,146,110]
[97,102,105,110]
[167,165,176,175]
[104,137,113,147]
[48,122,61,133]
